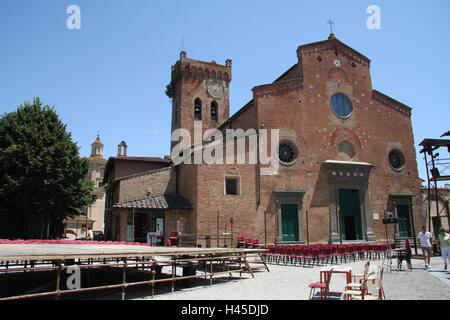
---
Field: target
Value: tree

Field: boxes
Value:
[165,81,175,99]
[0,98,95,239]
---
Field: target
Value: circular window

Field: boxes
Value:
[330,93,353,118]
[277,142,297,165]
[388,149,405,171]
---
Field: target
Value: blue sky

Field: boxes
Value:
[0,0,449,184]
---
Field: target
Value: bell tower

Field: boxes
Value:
[90,135,104,158]
[169,51,232,150]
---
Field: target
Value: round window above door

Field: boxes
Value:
[330,93,353,118]
[388,149,405,171]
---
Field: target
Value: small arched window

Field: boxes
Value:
[337,141,356,160]
[194,98,202,120]
[211,101,218,122]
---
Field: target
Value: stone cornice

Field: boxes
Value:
[172,54,232,84]
[372,90,411,116]
[252,79,304,97]
[297,38,371,67]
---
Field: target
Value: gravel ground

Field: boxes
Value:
[129,255,450,301]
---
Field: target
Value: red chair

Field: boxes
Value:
[319,247,332,265]
[302,247,315,267]
[336,246,348,263]
[286,246,298,265]
[354,244,364,260]
[362,244,371,259]
[328,245,338,264]
[396,240,412,271]
[379,243,388,259]
[237,236,245,248]
[376,244,385,260]
[293,247,303,266]
[312,248,321,266]
[367,244,377,260]
[277,246,287,264]
[245,238,253,248]
[308,268,333,300]
[346,245,356,262]
[252,239,260,248]
[167,231,179,247]
[267,245,277,263]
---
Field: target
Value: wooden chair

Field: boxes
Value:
[351,261,370,284]
[343,262,371,300]
[352,266,385,300]
[308,268,333,300]
[395,239,412,271]
[345,266,385,300]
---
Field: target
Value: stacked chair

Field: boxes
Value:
[344,265,385,300]
[236,236,261,249]
[237,236,246,248]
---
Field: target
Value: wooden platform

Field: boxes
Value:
[0,243,265,262]
[0,243,269,300]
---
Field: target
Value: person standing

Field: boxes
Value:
[87,227,94,240]
[418,226,433,270]
[437,228,450,271]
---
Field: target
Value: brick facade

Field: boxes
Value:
[175,35,423,246]
[104,35,424,247]
[119,167,176,203]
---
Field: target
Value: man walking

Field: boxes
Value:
[418,226,433,270]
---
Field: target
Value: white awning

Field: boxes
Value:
[323,160,373,167]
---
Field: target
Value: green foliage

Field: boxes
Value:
[0,98,95,237]
[165,81,175,99]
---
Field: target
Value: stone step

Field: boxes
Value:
[395,237,416,248]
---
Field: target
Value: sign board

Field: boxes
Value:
[177,220,184,233]
[147,218,164,245]
[147,232,159,245]
[156,218,164,235]
[382,218,399,224]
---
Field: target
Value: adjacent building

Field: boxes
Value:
[64,135,107,239]
[421,186,450,236]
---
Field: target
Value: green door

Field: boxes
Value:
[339,189,363,240]
[397,205,412,238]
[281,204,299,242]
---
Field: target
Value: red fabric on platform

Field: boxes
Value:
[0,239,154,246]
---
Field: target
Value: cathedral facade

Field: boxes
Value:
[104,34,424,246]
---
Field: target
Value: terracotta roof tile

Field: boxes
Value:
[113,194,192,210]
